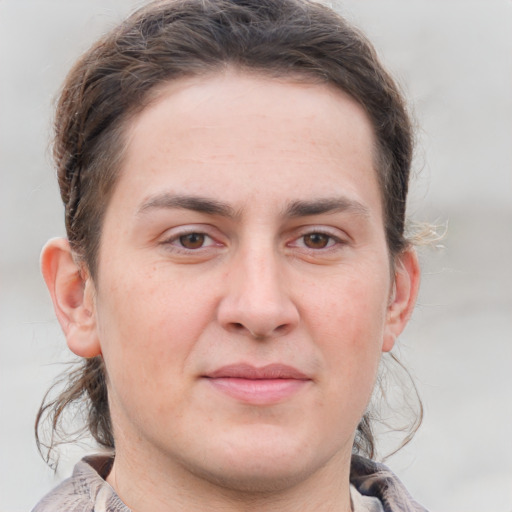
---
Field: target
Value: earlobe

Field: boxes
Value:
[382,248,421,352]
[41,238,101,358]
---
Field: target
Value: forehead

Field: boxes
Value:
[115,71,380,215]
[131,70,375,155]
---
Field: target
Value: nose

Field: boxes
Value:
[217,247,300,340]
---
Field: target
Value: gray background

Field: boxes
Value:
[1,1,511,510]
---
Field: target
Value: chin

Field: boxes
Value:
[184,427,347,495]
[190,458,318,495]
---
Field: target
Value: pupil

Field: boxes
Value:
[180,233,205,249]
[305,233,328,249]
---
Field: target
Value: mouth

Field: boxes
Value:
[202,363,311,404]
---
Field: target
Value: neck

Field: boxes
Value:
[107,441,353,512]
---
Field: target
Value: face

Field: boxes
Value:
[75,72,414,492]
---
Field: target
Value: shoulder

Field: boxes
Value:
[32,455,129,512]
[350,455,429,512]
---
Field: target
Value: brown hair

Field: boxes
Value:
[36,0,419,465]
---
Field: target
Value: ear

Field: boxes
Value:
[382,247,421,353]
[41,238,101,358]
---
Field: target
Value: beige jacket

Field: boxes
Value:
[32,454,428,512]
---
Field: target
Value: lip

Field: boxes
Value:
[203,363,311,404]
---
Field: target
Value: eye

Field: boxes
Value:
[161,229,219,252]
[301,233,335,249]
[178,232,209,249]
[286,228,348,256]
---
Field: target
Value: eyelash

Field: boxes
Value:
[160,227,347,255]
[160,229,221,254]
[288,229,347,252]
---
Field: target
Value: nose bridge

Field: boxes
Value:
[243,243,281,303]
[218,236,299,338]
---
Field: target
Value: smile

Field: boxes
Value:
[203,363,312,404]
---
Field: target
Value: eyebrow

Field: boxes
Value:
[284,197,370,218]
[137,193,369,219]
[137,193,238,218]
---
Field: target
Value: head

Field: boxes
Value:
[38,0,420,481]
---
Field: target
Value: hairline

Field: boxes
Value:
[82,68,400,281]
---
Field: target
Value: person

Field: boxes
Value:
[33,0,426,510]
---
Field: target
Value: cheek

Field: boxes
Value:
[94,263,214,403]
[306,268,388,341]
[303,269,388,390]
[98,259,206,338]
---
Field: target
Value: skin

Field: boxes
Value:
[42,71,420,512]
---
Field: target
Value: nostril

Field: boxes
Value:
[228,322,291,338]
[275,324,290,335]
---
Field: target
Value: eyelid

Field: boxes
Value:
[172,233,216,248]
[159,225,225,251]
[287,226,349,250]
